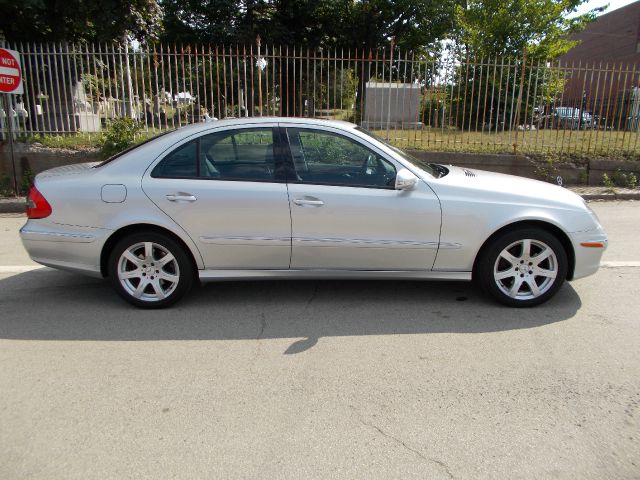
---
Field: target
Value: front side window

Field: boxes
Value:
[287,128,396,188]
[152,127,279,181]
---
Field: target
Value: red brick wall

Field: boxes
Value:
[559,1,640,117]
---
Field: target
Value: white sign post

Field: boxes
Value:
[0,48,24,194]
[0,48,23,94]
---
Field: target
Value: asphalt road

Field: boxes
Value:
[0,202,639,479]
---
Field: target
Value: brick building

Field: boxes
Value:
[558,1,640,129]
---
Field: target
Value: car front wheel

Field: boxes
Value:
[477,228,568,307]
[108,232,194,308]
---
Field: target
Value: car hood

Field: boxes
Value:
[423,165,586,211]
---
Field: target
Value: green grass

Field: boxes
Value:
[25,133,103,150]
[373,128,640,158]
[18,124,640,160]
[24,130,165,152]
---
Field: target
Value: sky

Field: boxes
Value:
[572,0,639,16]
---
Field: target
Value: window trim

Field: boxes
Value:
[150,125,287,183]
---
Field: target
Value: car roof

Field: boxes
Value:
[169,116,358,135]
[101,117,362,171]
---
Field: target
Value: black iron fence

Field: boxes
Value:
[1,40,639,156]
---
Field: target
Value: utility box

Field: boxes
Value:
[361,82,423,130]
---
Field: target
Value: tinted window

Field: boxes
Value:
[151,140,198,178]
[287,128,396,188]
[200,128,277,181]
[152,127,279,181]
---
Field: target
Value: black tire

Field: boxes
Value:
[108,231,194,308]
[476,227,568,307]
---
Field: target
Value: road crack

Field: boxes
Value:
[250,313,267,371]
[358,418,454,479]
[257,313,266,340]
[303,283,319,311]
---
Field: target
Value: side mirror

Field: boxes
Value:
[395,168,418,191]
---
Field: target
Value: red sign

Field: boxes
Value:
[0,48,23,94]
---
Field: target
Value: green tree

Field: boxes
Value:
[453,0,604,60]
[0,0,161,43]
[159,0,243,45]
[159,0,458,52]
[335,0,457,52]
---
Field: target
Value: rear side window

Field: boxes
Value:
[200,128,277,181]
[151,127,279,181]
[151,141,198,178]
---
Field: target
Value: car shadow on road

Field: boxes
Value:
[0,269,581,353]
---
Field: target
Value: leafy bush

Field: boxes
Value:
[100,118,142,159]
[0,174,14,196]
[20,169,35,195]
[609,168,639,189]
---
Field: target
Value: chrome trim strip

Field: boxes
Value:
[437,242,463,250]
[199,269,471,281]
[292,237,462,249]
[200,235,290,244]
[199,236,463,250]
[20,229,97,243]
[292,237,439,247]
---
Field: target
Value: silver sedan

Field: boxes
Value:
[20,118,607,308]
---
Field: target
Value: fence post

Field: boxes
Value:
[123,36,135,119]
[512,48,528,153]
[256,35,263,117]
[2,94,18,195]
[386,37,395,140]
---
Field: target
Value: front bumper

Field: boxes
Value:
[570,229,608,280]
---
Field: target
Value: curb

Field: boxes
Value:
[581,193,640,201]
[0,198,25,214]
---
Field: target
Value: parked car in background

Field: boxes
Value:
[554,107,592,129]
[21,118,607,308]
[537,107,593,129]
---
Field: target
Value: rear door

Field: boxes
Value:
[141,124,292,270]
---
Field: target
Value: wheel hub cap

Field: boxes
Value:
[493,238,558,301]
[117,242,180,302]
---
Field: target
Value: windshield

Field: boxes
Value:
[355,127,436,177]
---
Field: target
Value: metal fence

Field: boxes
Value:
[2,40,640,156]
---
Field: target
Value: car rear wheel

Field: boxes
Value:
[477,228,568,307]
[108,232,194,308]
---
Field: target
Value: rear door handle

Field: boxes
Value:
[166,193,197,202]
[293,197,324,207]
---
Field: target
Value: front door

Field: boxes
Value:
[283,126,441,270]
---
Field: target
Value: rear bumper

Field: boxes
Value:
[20,221,111,277]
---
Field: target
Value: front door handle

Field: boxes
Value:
[293,197,324,207]
[166,193,197,202]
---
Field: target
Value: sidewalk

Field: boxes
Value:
[567,186,640,201]
[2,186,638,214]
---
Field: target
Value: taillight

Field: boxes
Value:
[26,186,52,219]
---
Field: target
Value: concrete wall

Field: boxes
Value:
[588,159,640,186]
[0,143,101,189]
[406,151,592,185]
[1,142,638,189]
